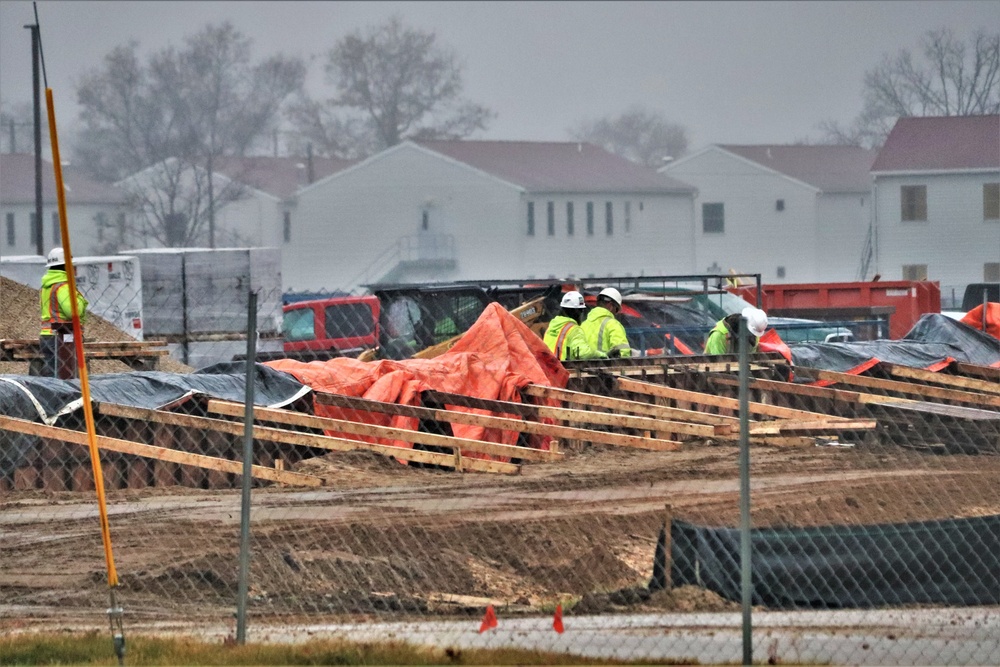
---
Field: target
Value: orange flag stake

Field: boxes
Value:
[553,603,564,633]
[479,604,498,633]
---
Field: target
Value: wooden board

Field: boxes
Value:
[615,376,846,421]
[96,403,520,475]
[315,391,682,451]
[422,389,722,438]
[884,363,1000,397]
[206,399,562,463]
[794,367,1000,409]
[0,414,323,487]
[522,384,739,426]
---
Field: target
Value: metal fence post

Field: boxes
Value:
[739,315,753,665]
[236,290,258,644]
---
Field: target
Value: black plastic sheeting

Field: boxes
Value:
[0,362,311,426]
[789,314,1000,372]
[651,516,1000,608]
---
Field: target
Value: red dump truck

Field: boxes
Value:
[730,281,941,340]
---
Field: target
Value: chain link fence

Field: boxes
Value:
[1,268,998,665]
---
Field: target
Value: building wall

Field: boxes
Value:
[873,171,1000,290]
[663,149,821,283]
[518,193,694,279]
[213,192,283,248]
[0,201,124,257]
[815,192,871,282]
[287,144,696,292]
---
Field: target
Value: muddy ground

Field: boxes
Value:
[2,439,997,632]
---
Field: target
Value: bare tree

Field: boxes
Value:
[74,24,305,248]
[569,106,689,168]
[821,28,1000,148]
[290,15,494,157]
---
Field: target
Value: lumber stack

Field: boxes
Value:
[0,338,169,371]
[3,351,997,494]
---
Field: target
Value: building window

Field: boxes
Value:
[901,185,927,221]
[527,202,535,236]
[5,213,14,247]
[95,212,107,243]
[776,199,785,212]
[283,211,291,243]
[624,201,632,233]
[566,202,574,236]
[116,213,126,243]
[586,202,594,236]
[605,201,613,235]
[51,211,60,245]
[776,266,786,278]
[902,264,928,281]
[421,209,429,231]
[546,201,555,236]
[986,263,1000,282]
[984,183,1000,220]
[702,203,725,233]
[29,212,39,247]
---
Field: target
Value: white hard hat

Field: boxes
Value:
[46,247,66,268]
[598,287,623,307]
[741,306,768,337]
[560,290,586,309]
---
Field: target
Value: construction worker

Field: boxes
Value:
[704,306,767,356]
[38,247,88,378]
[544,291,607,361]
[582,287,632,358]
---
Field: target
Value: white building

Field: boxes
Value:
[0,153,128,257]
[283,140,696,293]
[660,144,877,283]
[870,115,1000,293]
[117,155,354,250]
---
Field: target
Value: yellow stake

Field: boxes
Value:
[45,87,119,587]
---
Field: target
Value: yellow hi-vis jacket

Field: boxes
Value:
[40,268,88,336]
[543,315,607,361]
[581,306,632,358]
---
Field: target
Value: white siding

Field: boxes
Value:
[816,192,870,282]
[0,202,124,257]
[287,144,696,292]
[664,149,821,283]
[873,171,1000,289]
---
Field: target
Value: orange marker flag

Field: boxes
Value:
[553,603,564,633]
[479,604,498,633]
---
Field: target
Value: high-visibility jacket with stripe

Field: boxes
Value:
[40,268,88,336]
[543,315,607,361]
[581,306,632,358]
[704,318,758,355]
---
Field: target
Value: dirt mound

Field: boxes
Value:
[0,275,191,374]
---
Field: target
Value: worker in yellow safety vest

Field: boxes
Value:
[704,307,767,355]
[38,247,88,378]
[543,291,607,361]
[581,287,632,358]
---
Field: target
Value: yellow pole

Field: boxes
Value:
[46,87,125,664]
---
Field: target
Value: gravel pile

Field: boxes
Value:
[0,275,191,374]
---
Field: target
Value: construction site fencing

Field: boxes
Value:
[1,278,999,667]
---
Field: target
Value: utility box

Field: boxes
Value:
[1,254,144,341]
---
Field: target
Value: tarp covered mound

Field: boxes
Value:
[787,314,1000,374]
[661,515,1000,608]
[266,303,568,454]
[0,362,311,426]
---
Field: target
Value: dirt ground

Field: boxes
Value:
[2,439,997,632]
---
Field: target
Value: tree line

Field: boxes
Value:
[2,16,995,249]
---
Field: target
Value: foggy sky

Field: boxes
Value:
[0,1,996,151]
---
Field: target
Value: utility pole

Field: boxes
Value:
[25,23,43,255]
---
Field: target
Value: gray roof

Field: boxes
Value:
[718,144,878,193]
[0,153,126,205]
[416,140,694,194]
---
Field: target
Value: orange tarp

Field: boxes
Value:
[266,303,568,456]
[960,303,1000,341]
